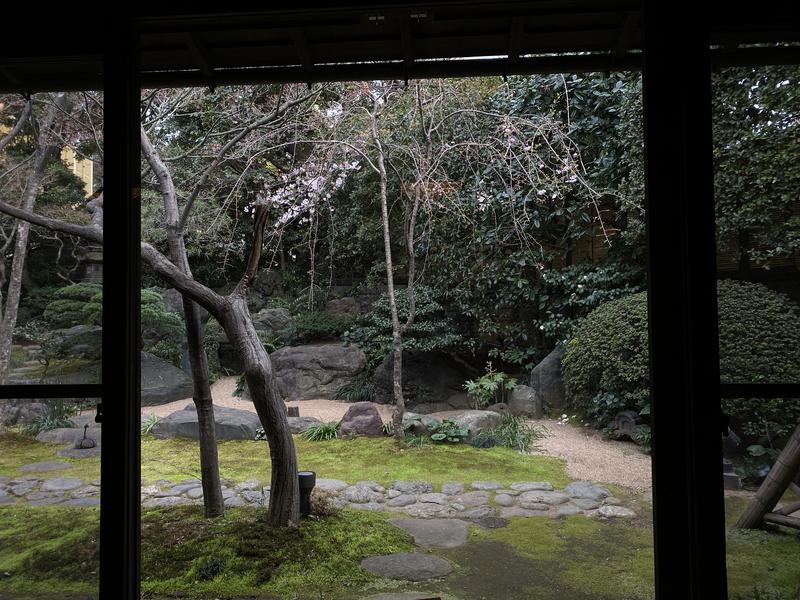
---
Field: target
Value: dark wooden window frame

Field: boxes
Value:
[2,4,799,599]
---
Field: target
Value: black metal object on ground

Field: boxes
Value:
[298,470,316,516]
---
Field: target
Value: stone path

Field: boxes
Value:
[2,463,638,521]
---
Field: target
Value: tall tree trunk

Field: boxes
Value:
[166,231,225,518]
[371,111,406,442]
[221,295,299,526]
[142,127,224,517]
[0,96,64,384]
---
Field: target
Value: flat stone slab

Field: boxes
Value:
[316,478,348,492]
[392,480,433,494]
[470,481,503,490]
[500,506,550,518]
[18,461,72,473]
[597,505,636,518]
[565,481,611,501]
[509,481,553,492]
[388,518,468,549]
[40,477,83,492]
[58,447,101,459]
[471,516,509,529]
[361,553,453,581]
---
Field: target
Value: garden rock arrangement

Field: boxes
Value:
[152,404,262,441]
[141,351,194,406]
[270,343,366,400]
[2,467,637,522]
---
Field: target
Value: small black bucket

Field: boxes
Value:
[298,471,316,516]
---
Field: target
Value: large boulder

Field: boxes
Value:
[152,404,262,440]
[372,350,475,407]
[37,427,102,444]
[157,287,209,323]
[339,401,384,437]
[530,345,566,410]
[0,401,48,426]
[271,343,366,400]
[324,297,361,317]
[451,410,503,440]
[507,384,541,417]
[141,351,194,406]
[252,308,295,341]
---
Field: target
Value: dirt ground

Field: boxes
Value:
[143,377,654,492]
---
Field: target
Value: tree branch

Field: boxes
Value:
[0,98,32,156]
[0,200,225,314]
[177,87,321,232]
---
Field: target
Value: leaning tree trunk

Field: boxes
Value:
[143,124,225,518]
[221,294,299,526]
[0,97,65,383]
[736,422,800,529]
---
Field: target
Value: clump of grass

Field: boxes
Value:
[471,414,544,453]
[334,377,376,403]
[141,413,159,436]
[301,421,341,442]
[22,400,77,436]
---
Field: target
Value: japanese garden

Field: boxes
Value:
[0,66,798,600]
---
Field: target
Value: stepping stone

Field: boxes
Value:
[472,516,509,529]
[18,461,72,473]
[356,480,385,493]
[28,497,66,506]
[10,483,37,496]
[597,505,636,519]
[388,518,468,548]
[224,496,246,508]
[463,506,495,519]
[452,491,490,507]
[509,482,554,492]
[392,481,433,495]
[234,479,261,491]
[63,498,101,507]
[351,501,384,512]
[500,506,550,518]
[241,490,268,505]
[0,496,14,505]
[404,503,457,519]
[565,481,611,501]
[572,498,600,510]
[360,553,452,581]
[556,504,583,517]
[387,494,417,508]
[418,493,448,505]
[470,481,502,490]
[41,477,83,492]
[518,490,570,505]
[440,482,464,495]
[186,487,204,499]
[386,489,402,499]
[58,447,101,459]
[342,485,384,504]
[518,501,549,511]
[494,493,514,507]
[142,496,187,508]
[316,478,348,492]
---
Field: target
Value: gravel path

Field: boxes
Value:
[529,418,652,493]
[141,377,652,492]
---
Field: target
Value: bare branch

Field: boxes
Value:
[0,98,32,155]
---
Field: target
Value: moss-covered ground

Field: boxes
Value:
[1,433,798,599]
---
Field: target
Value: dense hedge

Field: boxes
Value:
[563,280,800,442]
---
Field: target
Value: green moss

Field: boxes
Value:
[0,433,100,481]
[142,506,413,598]
[141,435,571,488]
[0,506,99,596]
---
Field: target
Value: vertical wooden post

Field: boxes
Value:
[736,422,800,529]
[100,17,141,600]
[641,2,728,598]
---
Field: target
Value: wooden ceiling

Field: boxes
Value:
[0,1,798,92]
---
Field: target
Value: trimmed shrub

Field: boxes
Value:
[141,288,185,367]
[563,280,800,442]
[293,311,354,344]
[42,283,102,328]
